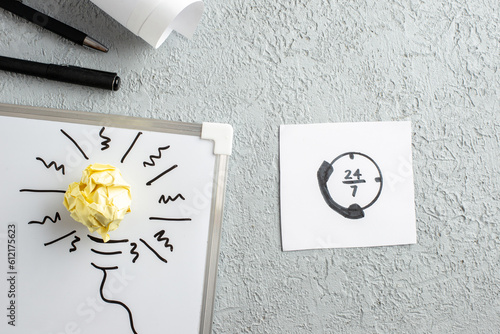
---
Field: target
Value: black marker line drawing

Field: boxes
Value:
[29,212,61,225]
[60,129,89,160]
[44,230,77,247]
[139,238,168,263]
[342,179,366,184]
[149,217,192,222]
[87,234,129,244]
[154,230,174,252]
[36,157,65,175]
[342,169,366,197]
[158,194,185,204]
[317,152,383,219]
[146,164,178,186]
[70,235,80,252]
[91,263,138,334]
[121,132,143,163]
[91,249,123,255]
[130,242,139,263]
[20,189,66,193]
[143,145,170,167]
[99,127,111,151]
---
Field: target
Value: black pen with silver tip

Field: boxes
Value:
[0,0,108,52]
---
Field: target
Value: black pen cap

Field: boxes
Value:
[47,65,120,91]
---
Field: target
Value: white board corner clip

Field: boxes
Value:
[201,122,233,156]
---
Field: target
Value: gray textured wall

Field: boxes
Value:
[1,0,499,333]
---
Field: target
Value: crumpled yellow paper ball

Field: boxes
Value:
[63,163,132,242]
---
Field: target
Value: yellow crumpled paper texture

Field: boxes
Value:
[63,163,132,242]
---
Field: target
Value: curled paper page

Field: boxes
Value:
[90,0,204,48]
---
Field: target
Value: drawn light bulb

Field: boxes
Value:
[20,126,190,334]
[317,152,383,219]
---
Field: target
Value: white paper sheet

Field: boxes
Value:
[90,0,204,48]
[279,121,417,251]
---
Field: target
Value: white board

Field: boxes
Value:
[0,103,232,334]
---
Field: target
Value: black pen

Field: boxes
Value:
[0,0,108,52]
[0,56,120,91]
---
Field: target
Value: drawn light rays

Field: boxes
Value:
[20,189,66,193]
[21,126,191,258]
[149,217,192,222]
[28,212,61,225]
[159,194,185,204]
[36,157,65,175]
[121,131,142,163]
[143,145,170,167]
[146,164,178,186]
[38,229,80,252]
[99,127,111,151]
[60,129,89,160]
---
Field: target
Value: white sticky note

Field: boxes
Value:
[279,121,417,251]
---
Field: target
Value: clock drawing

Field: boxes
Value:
[317,152,383,219]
